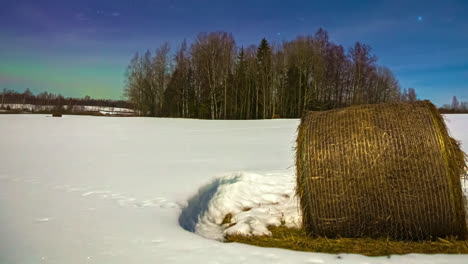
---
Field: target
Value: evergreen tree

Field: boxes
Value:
[408,88,417,102]
[451,96,459,110]
[256,38,272,118]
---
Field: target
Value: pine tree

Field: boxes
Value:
[234,47,247,119]
[408,88,417,102]
[451,96,459,110]
[400,88,409,102]
[256,38,272,118]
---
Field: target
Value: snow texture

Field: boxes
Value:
[0,114,467,264]
[179,171,300,240]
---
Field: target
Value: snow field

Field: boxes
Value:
[0,114,467,264]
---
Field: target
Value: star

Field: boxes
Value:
[418,16,423,22]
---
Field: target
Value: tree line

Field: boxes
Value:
[439,96,468,113]
[125,29,407,119]
[0,88,132,110]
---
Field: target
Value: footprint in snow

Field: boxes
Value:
[19,179,180,210]
[35,217,52,223]
[79,189,180,209]
[151,238,165,244]
[305,259,324,264]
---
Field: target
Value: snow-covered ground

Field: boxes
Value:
[0,114,467,264]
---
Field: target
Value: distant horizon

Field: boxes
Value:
[1,0,467,106]
[2,86,466,109]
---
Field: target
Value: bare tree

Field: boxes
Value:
[152,42,171,116]
[191,32,235,119]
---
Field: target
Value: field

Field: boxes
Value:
[0,114,467,264]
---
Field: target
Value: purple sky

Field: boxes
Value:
[1,0,467,105]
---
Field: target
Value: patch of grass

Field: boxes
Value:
[225,226,468,256]
[222,213,233,225]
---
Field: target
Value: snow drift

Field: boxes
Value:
[179,171,301,240]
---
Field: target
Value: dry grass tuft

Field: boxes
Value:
[226,226,468,256]
[222,213,233,225]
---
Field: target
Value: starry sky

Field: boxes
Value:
[0,0,467,105]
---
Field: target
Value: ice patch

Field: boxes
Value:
[179,171,301,241]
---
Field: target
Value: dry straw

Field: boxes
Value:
[296,101,467,240]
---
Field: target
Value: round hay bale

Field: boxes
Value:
[296,101,467,240]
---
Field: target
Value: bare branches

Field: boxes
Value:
[124,29,405,119]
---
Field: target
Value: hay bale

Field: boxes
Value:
[296,101,467,240]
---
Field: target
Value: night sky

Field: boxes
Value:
[1,0,467,105]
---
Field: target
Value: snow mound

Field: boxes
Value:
[179,171,301,241]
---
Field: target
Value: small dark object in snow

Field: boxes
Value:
[52,113,62,117]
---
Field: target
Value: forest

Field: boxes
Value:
[124,29,414,119]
